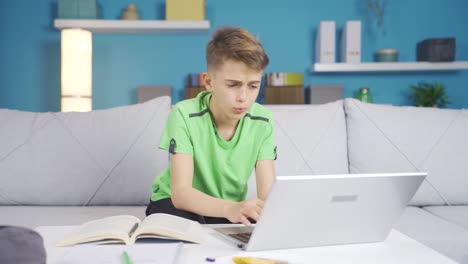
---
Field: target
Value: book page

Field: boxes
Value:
[57,215,141,246]
[59,243,182,264]
[131,213,204,244]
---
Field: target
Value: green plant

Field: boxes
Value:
[366,0,386,29]
[408,82,450,108]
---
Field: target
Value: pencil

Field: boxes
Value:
[122,250,134,264]
[232,256,288,264]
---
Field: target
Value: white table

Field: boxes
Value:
[36,225,456,264]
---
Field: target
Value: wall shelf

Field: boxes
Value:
[311,61,468,72]
[54,19,210,34]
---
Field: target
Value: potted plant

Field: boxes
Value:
[408,81,450,108]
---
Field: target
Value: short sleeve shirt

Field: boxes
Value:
[150,91,276,202]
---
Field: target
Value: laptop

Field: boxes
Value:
[214,172,426,251]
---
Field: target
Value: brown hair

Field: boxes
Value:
[206,27,269,72]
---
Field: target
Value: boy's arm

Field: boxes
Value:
[255,159,275,201]
[170,153,263,226]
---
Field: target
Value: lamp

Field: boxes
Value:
[61,28,92,112]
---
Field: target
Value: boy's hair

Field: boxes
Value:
[206,27,269,72]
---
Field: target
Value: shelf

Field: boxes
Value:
[311,61,468,72]
[54,19,210,34]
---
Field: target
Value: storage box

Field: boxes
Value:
[266,73,303,86]
[316,21,336,63]
[137,86,172,103]
[341,21,361,63]
[284,73,303,86]
[417,38,455,62]
[58,0,97,19]
[166,0,205,21]
[310,84,344,105]
[185,87,206,99]
[264,86,304,104]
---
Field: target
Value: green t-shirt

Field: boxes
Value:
[150,91,276,202]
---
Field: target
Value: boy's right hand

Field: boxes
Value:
[224,198,264,226]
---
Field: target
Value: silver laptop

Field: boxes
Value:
[214,172,426,251]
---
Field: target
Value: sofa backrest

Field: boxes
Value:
[267,101,349,176]
[0,96,170,206]
[246,100,349,198]
[345,98,468,206]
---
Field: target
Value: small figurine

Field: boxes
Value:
[122,4,140,20]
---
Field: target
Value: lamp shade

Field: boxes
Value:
[61,28,92,112]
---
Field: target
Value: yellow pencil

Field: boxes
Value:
[232,256,288,264]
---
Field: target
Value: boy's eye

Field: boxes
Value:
[250,86,259,89]
[227,84,238,87]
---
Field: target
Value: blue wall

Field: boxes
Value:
[1,0,467,112]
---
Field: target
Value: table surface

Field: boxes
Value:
[36,225,457,264]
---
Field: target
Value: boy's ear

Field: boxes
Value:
[202,72,213,92]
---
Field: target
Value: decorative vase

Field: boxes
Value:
[355,87,373,103]
[375,49,398,62]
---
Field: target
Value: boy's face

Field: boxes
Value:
[204,60,263,122]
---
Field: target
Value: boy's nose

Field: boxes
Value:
[237,88,247,102]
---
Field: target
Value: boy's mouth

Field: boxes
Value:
[233,107,246,114]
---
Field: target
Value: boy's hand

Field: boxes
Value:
[224,198,264,226]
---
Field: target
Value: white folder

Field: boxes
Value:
[316,21,336,63]
[341,20,362,63]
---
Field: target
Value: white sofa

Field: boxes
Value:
[1,97,467,263]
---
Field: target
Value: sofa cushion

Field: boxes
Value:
[245,101,348,199]
[0,206,145,229]
[395,206,468,264]
[266,101,349,175]
[424,206,468,230]
[0,97,170,206]
[345,99,468,206]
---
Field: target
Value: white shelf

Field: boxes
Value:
[54,19,210,33]
[312,61,468,72]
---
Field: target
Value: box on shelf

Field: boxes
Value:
[264,86,304,104]
[185,86,205,99]
[166,0,205,21]
[137,86,172,103]
[309,84,344,105]
[266,73,303,86]
[58,0,97,19]
[417,38,456,62]
[341,21,361,63]
[284,73,303,86]
[316,21,336,63]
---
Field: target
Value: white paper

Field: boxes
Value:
[58,242,182,264]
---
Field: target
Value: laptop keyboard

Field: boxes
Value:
[228,232,252,243]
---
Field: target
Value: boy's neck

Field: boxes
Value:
[209,98,240,138]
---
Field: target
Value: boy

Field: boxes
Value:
[146,27,276,226]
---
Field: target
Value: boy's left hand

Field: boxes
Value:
[224,198,264,226]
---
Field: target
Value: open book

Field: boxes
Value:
[57,213,204,246]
